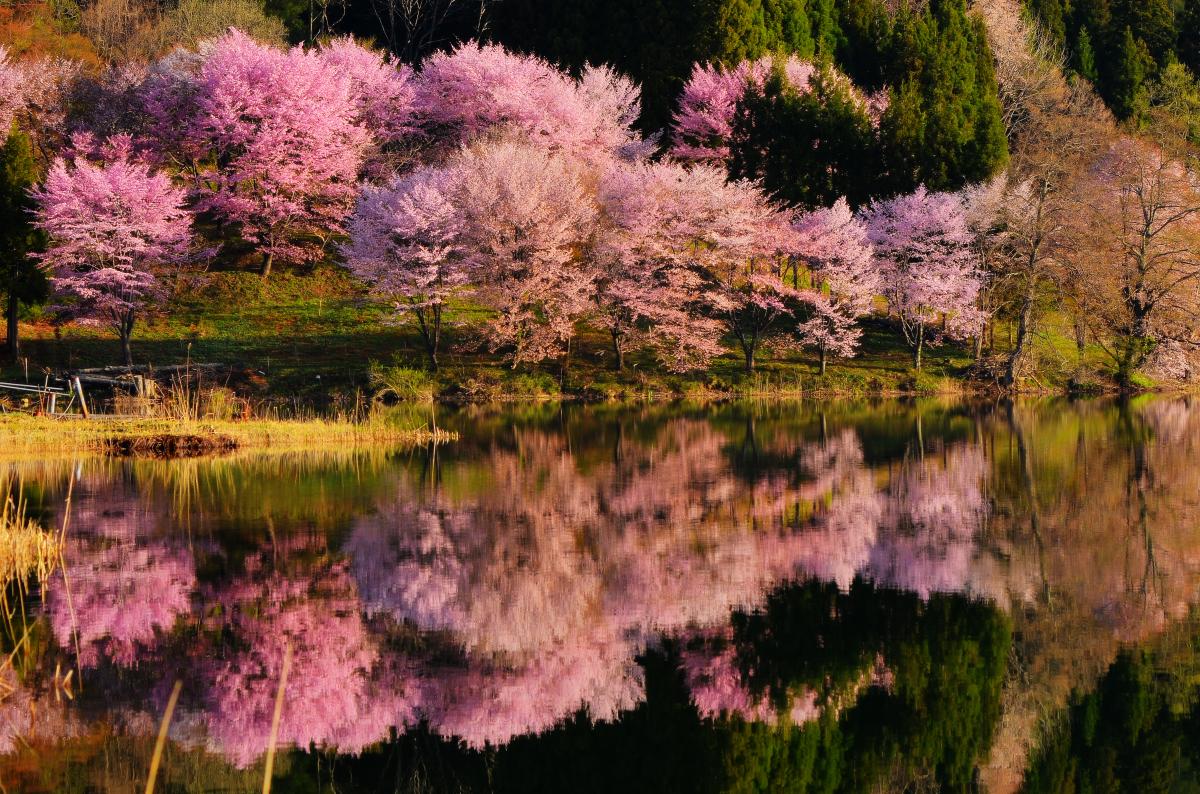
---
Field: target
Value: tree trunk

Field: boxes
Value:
[260,251,273,278]
[1004,293,1035,388]
[611,328,625,372]
[819,346,827,375]
[417,307,442,372]
[120,316,135,367]
[913,324,924,371]
[123,336,133,367]
[743,343,756,373]
[559,334,572,388]
[6,291,19,361]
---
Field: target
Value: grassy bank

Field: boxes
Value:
[1,267,1140,404]
[0,413,453,455]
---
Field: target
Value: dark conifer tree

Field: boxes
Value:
[0,124,48,360]
[729,64,879,209]
[1109,26,1151,120]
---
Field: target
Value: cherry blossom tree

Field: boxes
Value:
[591,161,729,371]
[791,199,879,373]
[137,48,208,168]
[688,170,798,372]
[187,29,370,277]
[412,42,648,163]
[1069,138,1200,386]
[317,36,418,174]
[669,61,753,164]
[864,187,985,370]
[33,134,191,366]
[0,47,26,137]
[318,37,417,145]
[344,166,468,371]
[453,137,596,367]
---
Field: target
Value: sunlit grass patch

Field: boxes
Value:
[0,413,454,455]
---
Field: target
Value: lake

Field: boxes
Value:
[3,398,1200,793]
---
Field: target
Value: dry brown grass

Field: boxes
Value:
[0,492,61,589]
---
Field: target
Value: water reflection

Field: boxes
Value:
[2,398,1200,791]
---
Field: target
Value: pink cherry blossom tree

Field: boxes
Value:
[678,168,797,372]
[318,37,417,144]
[453,137,597,367]
[317,36,418,174]
[0,46,26,137]
[186,29,370,277]
[669,61,752,164]
[344,166,468,371]
[33,134,191,365]
[412,42,648,164]
[864,187,985,370]
[591,161,729,371]
[792,198,880,373]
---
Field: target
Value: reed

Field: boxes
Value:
[0,489,61,589]
[262,641,292,794]
[145,680,183,794]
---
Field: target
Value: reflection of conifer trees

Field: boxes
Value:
[1023,616,1200,793]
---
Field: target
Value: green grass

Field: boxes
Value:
[2,267,1145,403]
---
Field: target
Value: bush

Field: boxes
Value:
[505,371,560,398]
[368,362,436,402]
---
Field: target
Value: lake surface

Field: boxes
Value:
[3,398,1200,793]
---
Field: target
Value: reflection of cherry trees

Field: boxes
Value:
[197,540,412,767]
[18,401,1200,788]
[45,485,195,669]
[680,628,819,725]
[14,408,1009,767]
[341,417,994,748]
[868,445,991,599]
[415,626,644,750]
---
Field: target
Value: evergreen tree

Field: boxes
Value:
[879,0,1007,193]
[1109,26,1152,120]
[1071,0,1113,38]
[729,63,879,209]
[762,0,815,56]
[878,79,926,195]
[1076,26,1100,83]
[1113,0,1176,64]
[1027,0,1067,47]
[806,0,841,55]
[1180,0,1200,78]
[0,124,47,361]
[696,0,773,66]
[832,0,892,90]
